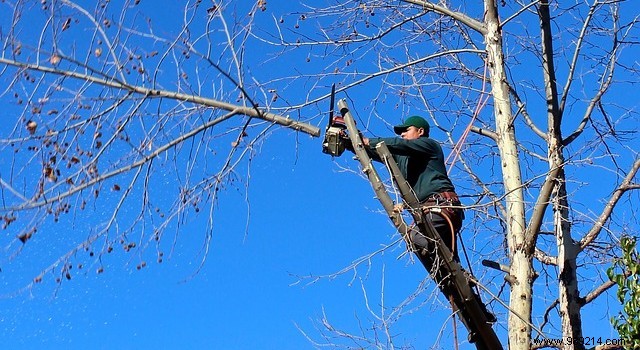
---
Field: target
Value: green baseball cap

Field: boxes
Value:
[393,115,430,135]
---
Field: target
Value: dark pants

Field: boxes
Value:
[406,201,495,328]
[409,202,463,261]
[408,200,465,308]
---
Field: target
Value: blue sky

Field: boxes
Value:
[1,128,450,349]
[1,1,637,349]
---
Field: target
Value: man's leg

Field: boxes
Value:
[425,210,458,260]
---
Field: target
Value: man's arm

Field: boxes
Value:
[368,137,437,157]
[345,136,382,161]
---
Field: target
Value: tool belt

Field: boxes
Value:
[421,191,465,232]
[426,191,460,203]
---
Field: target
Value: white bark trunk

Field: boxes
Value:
[484,1,532,349]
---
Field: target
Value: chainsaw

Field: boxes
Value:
[321,84,348,157]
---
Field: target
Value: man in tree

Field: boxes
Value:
[348,115,497,327]
[359,116,464,258]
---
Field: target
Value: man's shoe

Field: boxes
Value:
[483,308,497,324]
[473,292,497,324]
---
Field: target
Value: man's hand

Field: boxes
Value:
[362,137,370,146]
[393,203,405,213]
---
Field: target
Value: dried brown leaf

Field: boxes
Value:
[26,120,37,134]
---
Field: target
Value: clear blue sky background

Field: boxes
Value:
[2,128,447,349]
[0,1,635,349]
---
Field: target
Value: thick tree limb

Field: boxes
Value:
[523,165,563,253]
[534,249,557,266]
[0,57,320,137]
[470,125,498,141]
[537,1,586,345]
[581,280,616,306]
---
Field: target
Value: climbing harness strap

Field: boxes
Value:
[421,191,465,253]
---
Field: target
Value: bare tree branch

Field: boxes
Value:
[401,0,487,34]
[0,57,320,136]
[0,109,238,212]
[563,2,621,146]
[558,1,600,119]
[579,158,640,250]
[508,84,547,140]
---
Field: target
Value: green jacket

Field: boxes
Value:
[368,136,454,202]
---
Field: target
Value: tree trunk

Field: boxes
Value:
[484,1,532,349]
[538,0,584,347]
[554,168,584,350]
